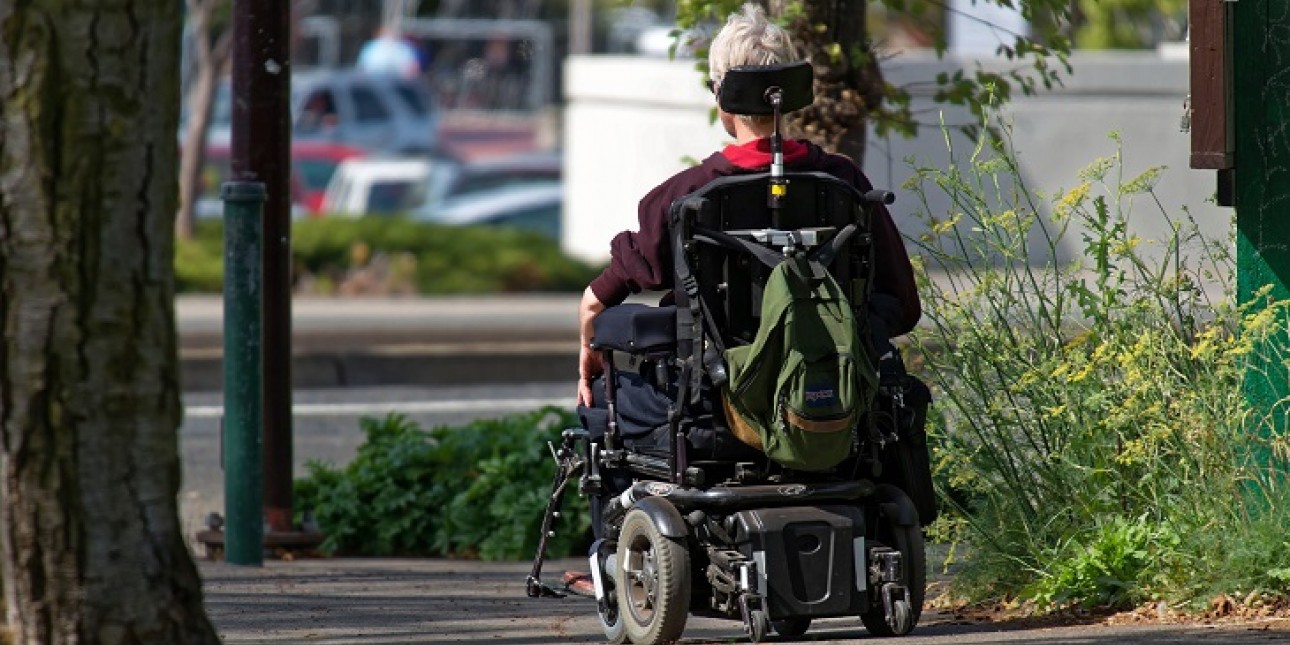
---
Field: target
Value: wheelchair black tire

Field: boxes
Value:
[597,601,627,644]
[616,508,690,645]
[860,491,925,637]
[747,608,769,643]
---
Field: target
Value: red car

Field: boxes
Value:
[199,142,366,217]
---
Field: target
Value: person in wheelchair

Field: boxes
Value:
[557,5,928,624]
[573,3,920,532]
[524,2,939,642]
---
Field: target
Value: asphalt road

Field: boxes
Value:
[176,294,582,347]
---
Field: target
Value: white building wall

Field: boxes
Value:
[562,56,730,263]
[562,51,1228,273]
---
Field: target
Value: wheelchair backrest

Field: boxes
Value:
[668,171,875,349]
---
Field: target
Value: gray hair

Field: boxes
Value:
[707,3,800,112]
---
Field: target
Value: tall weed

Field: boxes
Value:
[907,124,1290,609]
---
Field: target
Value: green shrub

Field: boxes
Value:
[1023,515,1176,610]
[293,409,591,560]
[175,217,600,294]
[908,125,1290,610]
[175,222,224,292]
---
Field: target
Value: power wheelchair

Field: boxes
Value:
[527,61,934,644]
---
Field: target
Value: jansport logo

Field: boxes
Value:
[804,387,836,406]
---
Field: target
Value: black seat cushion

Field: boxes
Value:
[591,304,676,354]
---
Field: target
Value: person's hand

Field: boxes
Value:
[577,343,601,407]
[577,286,607,406]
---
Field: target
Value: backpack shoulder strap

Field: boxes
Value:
[692,225,784,269]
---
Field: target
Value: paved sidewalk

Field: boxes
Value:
[200,558,1290,644]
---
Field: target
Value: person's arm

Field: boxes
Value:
[840,159,921,335]
[577,286,607,406]
[868,202,921,335]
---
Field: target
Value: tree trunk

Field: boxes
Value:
[177,1,233,241]
[772,0,884,166]
[0,2,221,644]
[178,69,218,241]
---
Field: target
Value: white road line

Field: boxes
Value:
[184,398,573,419]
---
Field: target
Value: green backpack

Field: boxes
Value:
[721,255,877,472]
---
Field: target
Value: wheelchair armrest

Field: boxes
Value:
[590,304,677,354]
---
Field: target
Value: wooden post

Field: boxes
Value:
[1188,0,1234,170]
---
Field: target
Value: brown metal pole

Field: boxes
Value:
[231,0,294,535]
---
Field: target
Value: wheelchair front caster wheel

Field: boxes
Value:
[597,599,627,644]
[771,617,810,638]
[745,608,768,643]
[889,598,914,635]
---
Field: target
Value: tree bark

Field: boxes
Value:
[771,0,884,166]
[0,2,221,643]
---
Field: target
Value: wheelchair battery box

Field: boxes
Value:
[590,304,676,354]
[731,505,867,620]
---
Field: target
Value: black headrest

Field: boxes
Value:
[716,61,814,115]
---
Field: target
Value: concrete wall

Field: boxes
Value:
[562,51,1231,275]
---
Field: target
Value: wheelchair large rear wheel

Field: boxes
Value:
[860,491,925,637]
[616,508,690,645]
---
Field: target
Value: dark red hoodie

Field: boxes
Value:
[588,138,921,336]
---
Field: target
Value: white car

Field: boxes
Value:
[321,158,438,216]
[416,183,562,240]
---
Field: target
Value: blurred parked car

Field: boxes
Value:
[194,69,439,155]
[195,142,360,217]
[321,158,438,216]
[291,141,368,213]
[440,150,560,198]
[414,182,562,240]
[415,150,561,214]
[293,70,439,154]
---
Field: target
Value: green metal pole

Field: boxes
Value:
[222,181,265,566]
[1234,0,1290,443]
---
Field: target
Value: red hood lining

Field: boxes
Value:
[721,138,810,170]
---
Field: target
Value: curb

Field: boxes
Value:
[180,343,577,391]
